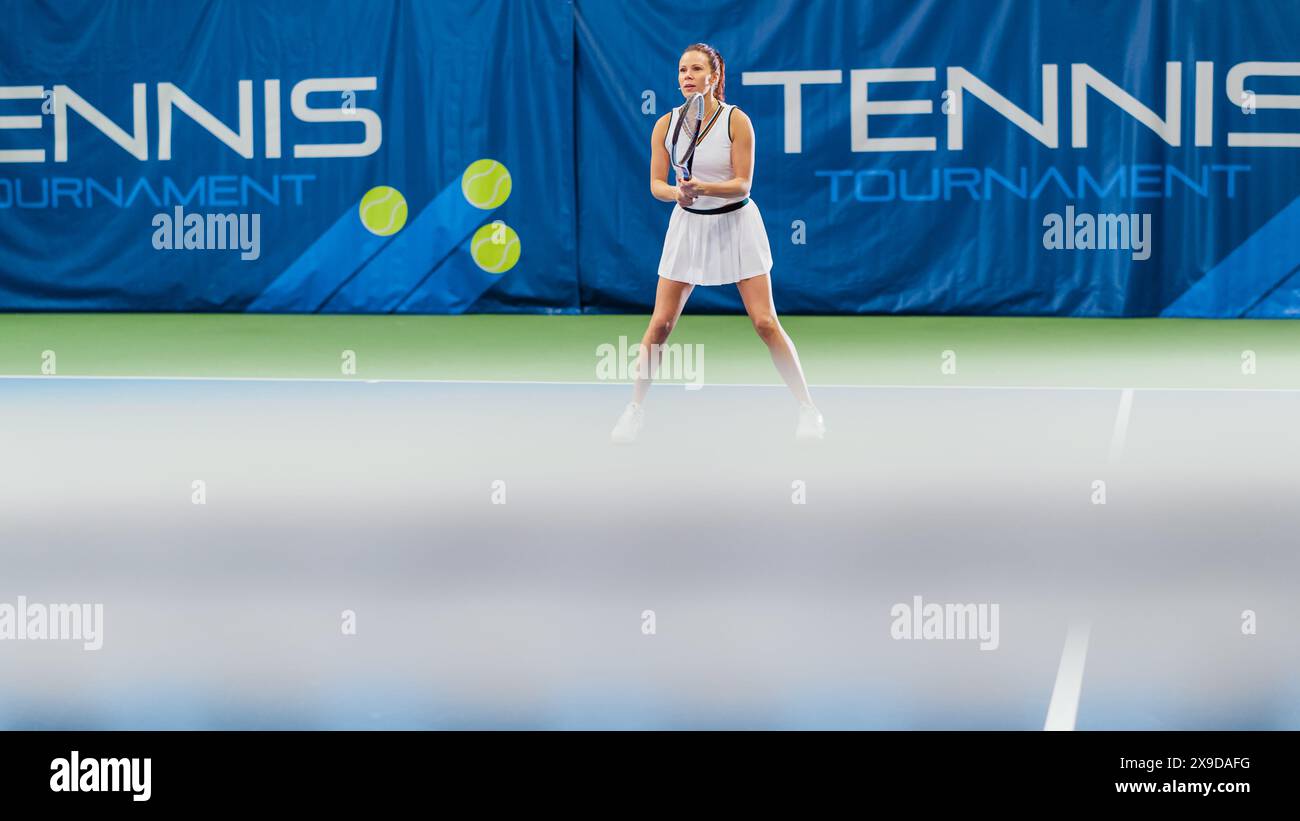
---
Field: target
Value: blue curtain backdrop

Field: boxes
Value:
[1,0,1297,316]
[0,0,578,313]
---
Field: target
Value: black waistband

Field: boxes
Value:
[680,197,750,215]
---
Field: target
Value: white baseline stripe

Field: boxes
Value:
[1044,620,1092,731]
[3,374,1300,392]
[1108,388,1135,463]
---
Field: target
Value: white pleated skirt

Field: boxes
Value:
[657,199,773,286]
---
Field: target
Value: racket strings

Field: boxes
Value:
[673,97,705,167]
[681,98,704,138]
[673,135,697,165]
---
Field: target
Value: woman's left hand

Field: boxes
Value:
[679,179,705,199]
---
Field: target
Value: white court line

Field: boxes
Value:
[1107,388,1135,463]
[1044,620,1092,731]
[4,374,1300,392]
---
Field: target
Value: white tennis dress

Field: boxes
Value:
[658,102,773,286]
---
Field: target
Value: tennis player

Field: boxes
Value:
[610,42,825,444]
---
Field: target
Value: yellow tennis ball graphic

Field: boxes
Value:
[470,221,521,274]
[461,160,512,210]
[358,186,408,236]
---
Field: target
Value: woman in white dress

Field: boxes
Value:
[611,42,825,443]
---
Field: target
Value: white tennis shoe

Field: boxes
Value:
[610,402,644,444]
[796,403,825,441]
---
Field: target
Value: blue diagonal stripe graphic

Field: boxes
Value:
[246,198,394,312]
[1161,196,1300,318]
[395,243,507,313]
[321,184,486,313]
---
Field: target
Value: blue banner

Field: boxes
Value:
[0,0,577,313]
[2,0,1299,316]
[575,0,1300,317]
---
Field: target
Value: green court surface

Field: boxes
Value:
[2,313,1298,389]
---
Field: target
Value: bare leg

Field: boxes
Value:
[632,276,695,405]
[735,274,813,406]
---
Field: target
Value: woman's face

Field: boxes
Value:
[678,50,714,98]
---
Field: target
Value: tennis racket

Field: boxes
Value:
[669,92,706,182]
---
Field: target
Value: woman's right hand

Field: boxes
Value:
[674,186,696,207]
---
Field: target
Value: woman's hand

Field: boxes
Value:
[674,185,697,207]
[679,179,706,200]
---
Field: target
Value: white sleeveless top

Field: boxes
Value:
[664,101,744,210]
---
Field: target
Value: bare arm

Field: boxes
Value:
[679,107,754,200]
[650,112,697,205]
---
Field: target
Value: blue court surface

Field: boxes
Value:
[3,378,1295,729]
